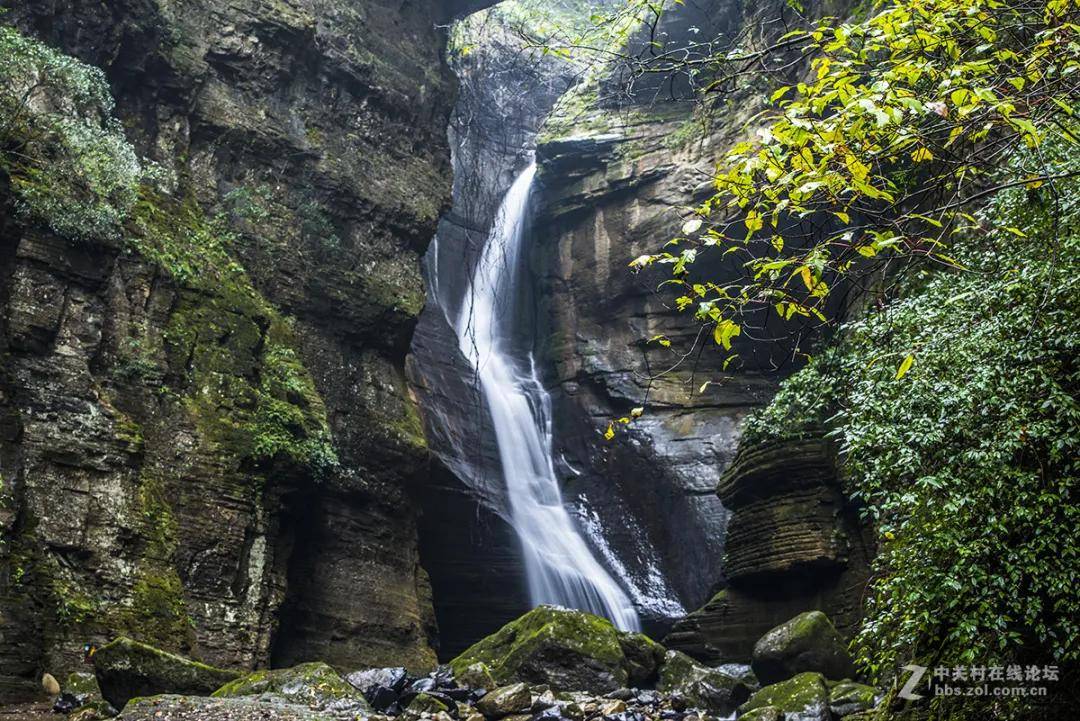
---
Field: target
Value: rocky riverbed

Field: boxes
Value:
[29,607,881,721]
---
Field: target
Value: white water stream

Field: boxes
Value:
[454,163,640,631]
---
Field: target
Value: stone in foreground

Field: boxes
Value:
[739,672,830,721]
[656,650,754,715]
[213,662,371,715]
[475,682,532,718]
[450,606,658,693]
[117,694,339,720]
[751,612,856,684]
[93,638,240,710]
[828,680,878,717]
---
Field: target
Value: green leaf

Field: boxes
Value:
[895,354,915,379]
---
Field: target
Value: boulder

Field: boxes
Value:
[475,682,532,718]
[656,651,753,715]
[407,692,453,716]
[828,680,878,717]
[93,637,240,709]
[450,606,645,693]
[117,694,339,719]
[212,662,371,715]
[346,666,408,695]
[751,612,855,684]
[738,672,829,721]
[54,672,116,718]
[456,662,497,690]
[740,707,783,721]
[346,666,409,711]
[618,634,666,687]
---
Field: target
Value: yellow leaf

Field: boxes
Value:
[833,211,850,224]
[911,147,934,162]
[745,211,764,233]
[604,423,615,441]
[630,407,644,418]
[895,354,915,379]
[713,320,742,350]
[800,266,814,290]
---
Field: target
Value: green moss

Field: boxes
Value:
[740,672,828,716]
[663,117,709,150]
[132,187,338,476]
[213,662,370,712]
[93,637,240,709]
[450,605,626,686]
[0,26,146,243]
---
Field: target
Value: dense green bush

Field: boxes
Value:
[0,25,147,242]
[744,141,1079,703]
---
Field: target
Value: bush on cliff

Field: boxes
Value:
[743,140,1080,715]
[0,25,147,242]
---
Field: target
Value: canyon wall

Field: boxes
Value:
[528,0,871,655]
[0,0,486,700]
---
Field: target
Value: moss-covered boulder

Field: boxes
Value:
[407,692,453,716]
[60,671,116,719]
[738,672,829,721]
[212,662,371,715]
[93,637,240,709]
[656,650,753,715]
[618,633,666,686]
[751,612,855,684]
[828,680,878,717]
[117,694,340,719]
[740,707,783,721]
[450,606,654,693]
[456,662,497,690]
[475,682,533,718]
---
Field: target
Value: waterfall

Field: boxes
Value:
[454,162,641,632]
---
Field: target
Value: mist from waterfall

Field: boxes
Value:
[454,162,640,632]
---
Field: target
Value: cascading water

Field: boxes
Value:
[454,162,640,632]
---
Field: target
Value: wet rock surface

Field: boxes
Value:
[449,606,647,694]
[751,612,856,686]
[665,439,872,663]
[93,638,239,711]
[738,672,830,721]
[0,0,493,700]
[213,662,371,715]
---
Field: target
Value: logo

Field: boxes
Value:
[899,664,927,700]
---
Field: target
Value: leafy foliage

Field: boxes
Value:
[744,141,1080,709]
[629,0,1079,354]
[0,25,148,242]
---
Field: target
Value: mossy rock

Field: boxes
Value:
[828,680,878,717]
[456,662,497,690]
[212,662,370,714]
[740,706,783,721]
[63,671,117,718]
[64,671,102,698]
[117,694,341,719]
[93,637,240,709]
[407,692,452,716]
[475,682,532,718]
[751,611,855,684]
[739,672,829,721]
[656,650,753,715]
[449,606,633,693]
[618,633,665,686]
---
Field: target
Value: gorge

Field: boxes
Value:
[1,0,1076,720]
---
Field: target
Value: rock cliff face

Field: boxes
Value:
[529,0,869,650]
[664,437,872,663]
[528,1,774,633]
[0,0,485,700]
